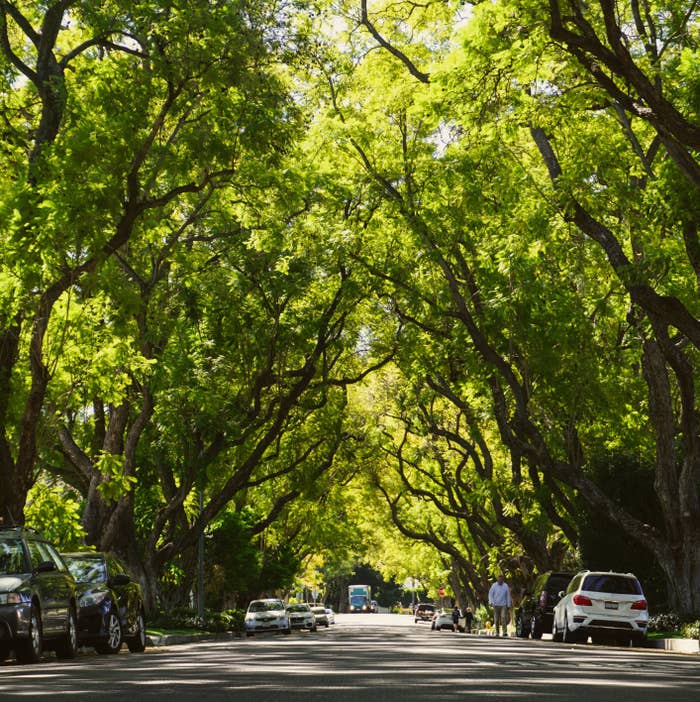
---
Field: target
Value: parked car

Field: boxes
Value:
[431,608,457,631]
[370,600,378,613]
[552,570,649,646]
[325,606,336,625]
[515,571,574,639]
[414,603,436,622]
[310,604,330,627]
[62,551,146,654]
[286,603,316,631]
[0,525,78,664]
[245,599,291,636]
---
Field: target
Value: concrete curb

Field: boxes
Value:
[146,631,241,647]
[644,638,699,654]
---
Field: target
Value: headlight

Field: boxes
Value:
[80,591,110,607]
[0,593,22,605]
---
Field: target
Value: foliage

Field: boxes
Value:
[24,481,86,549]
[149,607,245,633]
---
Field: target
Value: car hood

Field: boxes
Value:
[0,575,25,592]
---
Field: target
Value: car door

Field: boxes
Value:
[25,539,70,635]
[106,555,139,632]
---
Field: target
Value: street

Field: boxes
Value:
[1,613,699,700]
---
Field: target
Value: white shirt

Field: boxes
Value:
[488,581,512,607]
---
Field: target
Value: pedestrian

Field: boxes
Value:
[451,605,460,631]
[488,573,512,637]
[464,606,474,633]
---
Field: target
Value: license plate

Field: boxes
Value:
[604,601,618,610]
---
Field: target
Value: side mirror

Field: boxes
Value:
[36,560,57,574]
[110,573,131,587]
[557,591,565,599]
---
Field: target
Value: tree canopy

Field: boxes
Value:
[1,0,699,617]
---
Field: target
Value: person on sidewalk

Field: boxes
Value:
[464,606,474,633]
[488,573,512,637]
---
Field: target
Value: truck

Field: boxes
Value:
[347,584,372,613]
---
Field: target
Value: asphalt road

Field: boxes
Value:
[1,613,699,701]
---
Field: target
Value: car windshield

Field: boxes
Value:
[287,604,309,612]
[311,606,325,613]
[582,574,642,595]
[249,600,284,613]
[0,539,27,575]
[419,605,434,611]
[64,557,107,584]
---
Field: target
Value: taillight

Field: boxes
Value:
[573,594,593,606]
[631,599,647,611]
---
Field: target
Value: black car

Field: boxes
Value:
[62,551,146,654]
[414,603,436,622]
[0,525,79,664]
[515,570,574,639]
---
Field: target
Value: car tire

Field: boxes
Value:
[96,610,123,654]
[563,616,581,644]
[551,618,563,643]
[54,606,79,659]
[126,611,147,653]
[246,632,254,637]
[515,613,529,639]
[0,644,9,662]
[530,615,543,640]
[16,605,42,664]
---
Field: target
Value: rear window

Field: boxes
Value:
[418,605,435,611]
[582,574,642,595]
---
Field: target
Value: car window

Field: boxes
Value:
[287,604,309,612]
[65,557,107,584]
[0,539,28,574]
[42,541,69,572]
[582,574,642,595]
[566,574,583,594]
[26,539,53,569]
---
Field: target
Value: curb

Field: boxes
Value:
[146,631,242,647]
[644,638,699,654]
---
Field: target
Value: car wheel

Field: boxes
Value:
[515,613,529,638]
[414,618,419,623]
[127,611,147,653]
[96,610,123,654]
[563,616,581,644]
[246,631,254,637]
[530,615,543,640]
[551,617,563,643]
[16,605,43,664]
[55,606,79,659]
[311,625,317,632]
[283,627,292,635]
[0,644,9,662]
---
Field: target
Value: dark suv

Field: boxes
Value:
[414,603,436,622]
[515,570,573,639]
[0,525,79,663]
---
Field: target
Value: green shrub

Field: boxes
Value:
[681,620,700,639]
[647,611,683,633]
[149,607,245,633]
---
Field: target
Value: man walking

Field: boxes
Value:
[488,573,512,637]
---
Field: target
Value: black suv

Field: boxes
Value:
[414,603,436,622]
[515,571,573,639]
[0,525,79,663]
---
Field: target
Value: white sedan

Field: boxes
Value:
[245,599,291,637]
[286,603,317,631]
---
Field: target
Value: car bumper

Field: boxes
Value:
[0,604,31,641]
[289,619,314,629]
[569,612,648,637]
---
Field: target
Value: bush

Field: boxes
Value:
[681,620,700,639]
[149,607,245,633]
[647,611,683,633]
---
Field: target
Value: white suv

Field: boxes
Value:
[552,570,648,646]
